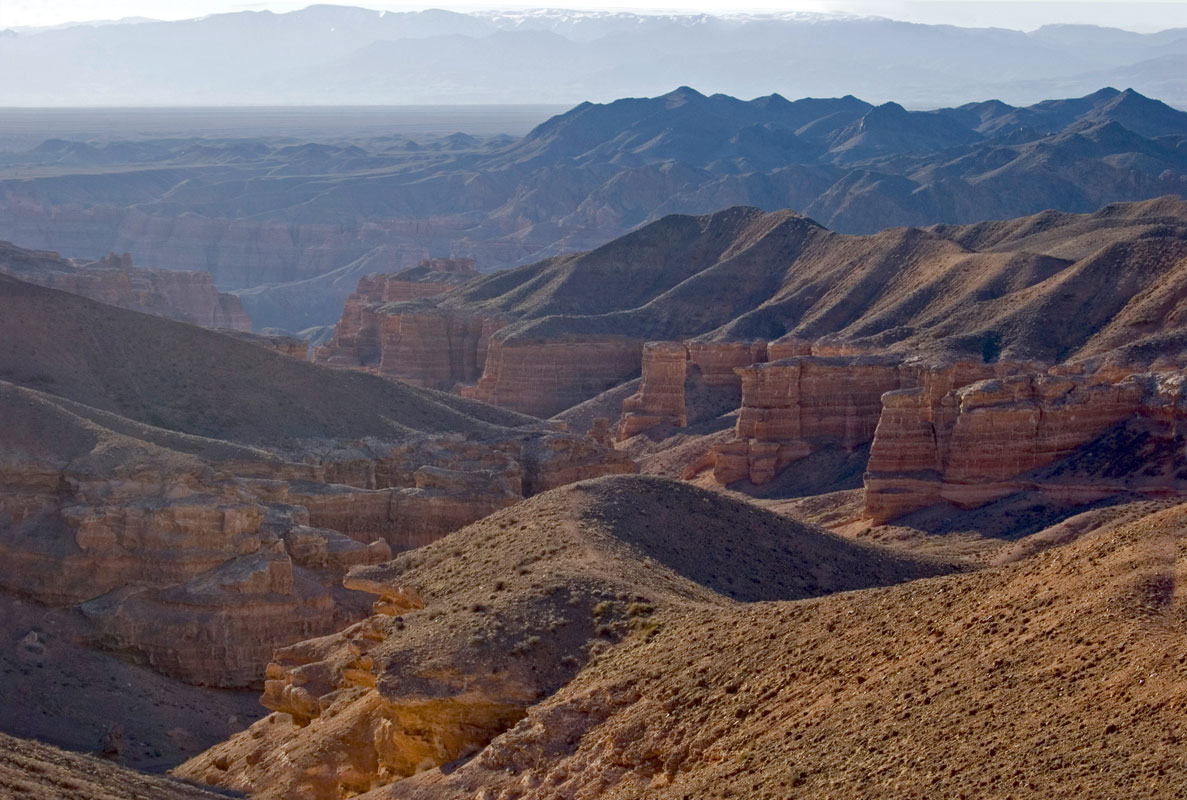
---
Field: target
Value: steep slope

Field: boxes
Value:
[371,499,1187,800]
[0,274,632,766]
[0,273,529,447]
[178,474,952,799]
[0,732,227,800]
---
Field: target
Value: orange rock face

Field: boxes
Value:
[717,355,910,484]
[461,335,644,418]
[618,341,768,439]
[0,383,633,688]
[615,336,1187,518]
[861,367,1172,523]
[314,260,485,382]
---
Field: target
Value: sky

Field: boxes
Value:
[4,0,1187,32]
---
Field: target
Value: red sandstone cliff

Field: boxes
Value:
[617,330,1187,523]
[315,259,490,383]
[862,368,1187,522]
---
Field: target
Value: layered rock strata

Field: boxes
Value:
[315,260,482,376]
[0,242,251,330]
[713,354,918,485]
[615,330,1187,520]
[317,306,507,389]
[0,276,635,689]
[178,476,948,799]
[863,368,1187,522]
[317,199,1187,423]
[618,341,768,439]
[460,335,644,418]
[0,380,632,687]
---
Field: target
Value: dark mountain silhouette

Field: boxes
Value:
[1,87,1184,331]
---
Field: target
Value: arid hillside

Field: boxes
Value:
[177,474,953,798]
[0,732,227,800]
[317,196,1187,416]
[366,497,1187,800]
[181,475,1187,800]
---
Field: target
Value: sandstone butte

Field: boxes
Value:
[313,196,1187,522]
[0,241,253,332]
[0,273,633,705]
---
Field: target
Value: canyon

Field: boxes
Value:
[0,273,631,763]
[314,197,1187,525]
[5,86,1187,800]
[177,475,952,799]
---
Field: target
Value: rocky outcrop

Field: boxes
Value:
[314,260,482,374]
[0,276,636,690]
[713,354,915,485]
[177,475,950,799]
[461,335,644,418]
[617,341,767,439]
[618,339,923,485]
[317,307,507,389]
[0,382,631,688]
[619,342,691,437]
[862,367,1186,523]
[613,328,1187,521]
[0,242,251,330]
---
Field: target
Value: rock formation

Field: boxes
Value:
[712,353,918,485]
[314,260,482,373]
[863,367,1187,522]
[318,197,1187,426]
[332,499,1187,800]
[0,274,633,691]
[0,240,251,330]
[459,335,644,417]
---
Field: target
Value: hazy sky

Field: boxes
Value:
[5,0,1187,32]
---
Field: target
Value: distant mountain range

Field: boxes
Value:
[1,6,1186,108]
[0,85,1184,331]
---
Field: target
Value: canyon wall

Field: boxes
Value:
[314,261,500,388]
[0,244,251,330]
[617,341,768,439]
[712,355,917,485]
[0,382,633,689]
[862,369,1187,523]
[614,335,1187,521]
[460,335,645,418]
